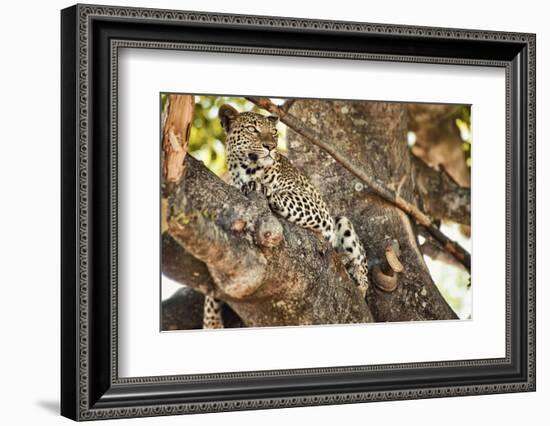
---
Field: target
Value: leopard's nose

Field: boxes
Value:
[263,142,276,151]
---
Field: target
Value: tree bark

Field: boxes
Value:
[286,100,457,321]
[162,95,194,186]
[412,155,470,225]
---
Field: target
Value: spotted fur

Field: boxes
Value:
[202,104,370,329]
[334,216,369,297]
[203,296,224,329]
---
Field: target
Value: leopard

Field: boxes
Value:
[202,104,369,329]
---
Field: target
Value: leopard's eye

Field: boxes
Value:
[246,125,257,133]
[271,128,278,136]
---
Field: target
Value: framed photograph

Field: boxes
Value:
[61,4,536,421]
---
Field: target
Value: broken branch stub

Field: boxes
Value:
[162,94,195,185]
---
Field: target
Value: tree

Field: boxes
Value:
[161,95,470,329]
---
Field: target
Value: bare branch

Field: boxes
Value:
[418,228,467,270]
[412,155,470,225]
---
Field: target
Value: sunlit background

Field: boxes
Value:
[161,95,472,320]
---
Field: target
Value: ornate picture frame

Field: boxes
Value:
[61,4,535,420]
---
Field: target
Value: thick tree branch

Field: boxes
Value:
[164,156,373,326]
[412,155,470,225]
[162,233,217,296]
[168,198,269,300]
[246,96,470,271]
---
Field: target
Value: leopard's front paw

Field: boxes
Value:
[242,181,263,196]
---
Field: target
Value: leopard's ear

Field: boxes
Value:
[267,115,279,125]
[218,104,239,133]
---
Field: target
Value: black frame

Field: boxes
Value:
[61,4,536,421]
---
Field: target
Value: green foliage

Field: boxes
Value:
[455,106,472,168]
[455,104,471,127]
[188,96,255,176]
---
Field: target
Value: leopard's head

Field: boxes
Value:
[218,104,279,167]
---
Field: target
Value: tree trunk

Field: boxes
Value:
[286,100,457,321]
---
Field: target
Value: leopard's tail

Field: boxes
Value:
[203,295,224,329]
[334,216,369,297]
